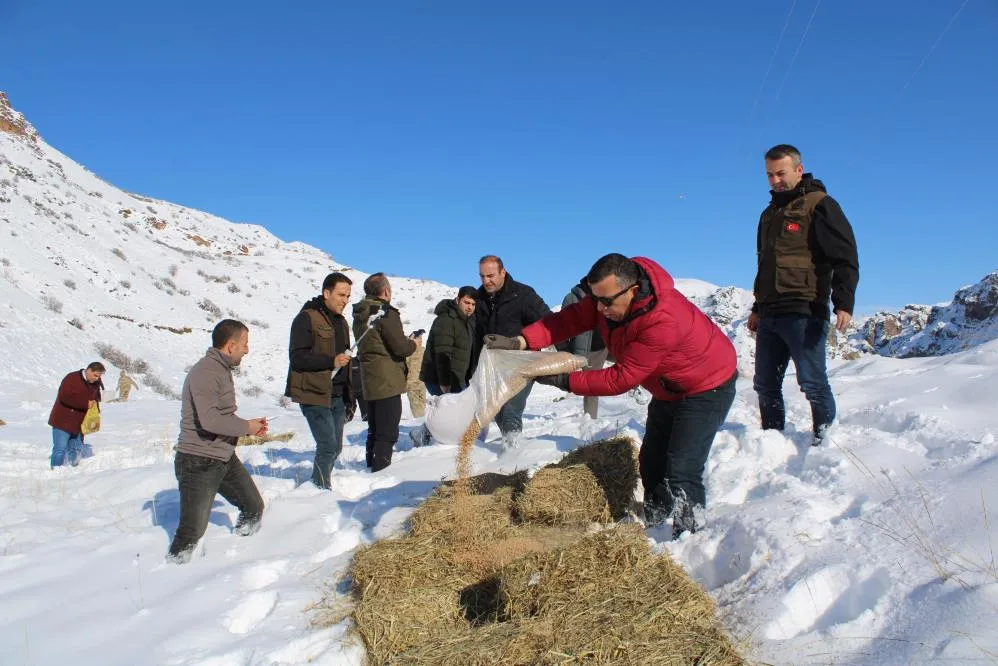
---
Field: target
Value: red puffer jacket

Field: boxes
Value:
[48,370,103,433]
[522,257,737,401]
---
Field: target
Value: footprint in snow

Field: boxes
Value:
[223,590,279,634]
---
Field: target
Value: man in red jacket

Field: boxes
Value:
[48,362,105,468]
[485,254,737,539]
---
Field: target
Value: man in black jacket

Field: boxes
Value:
[285,272,356,489]
[749,144,859,446]
[474,255,551,448]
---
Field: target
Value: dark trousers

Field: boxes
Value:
[301,396,346,489]
[753,314,835,435]
[495,380,533,436]
[641,375,736,530]
[366,395,402,472]
[351,359,368,421]
[168,451,264,559]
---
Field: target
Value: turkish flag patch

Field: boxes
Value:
[785,222,800,233]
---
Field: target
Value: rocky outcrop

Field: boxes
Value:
[853,272,998,357]
[0,92,39,143]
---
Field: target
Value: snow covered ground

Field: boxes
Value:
[3,96,998,664]
[1,341,997,665]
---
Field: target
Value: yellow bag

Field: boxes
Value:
[81,404,101,435]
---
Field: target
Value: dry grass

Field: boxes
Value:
[236,431,295,447]
[336,437,744,665]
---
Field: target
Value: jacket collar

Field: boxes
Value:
[205,347,234,370]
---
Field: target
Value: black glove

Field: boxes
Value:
[534,373,571,391]
[484,334,523,350]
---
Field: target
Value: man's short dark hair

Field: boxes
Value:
[321,271,352,292]
[363,272,389,298]
[587,253,639,289]
[478,255,504,270]
[457,286,477,300]
[86,361,106,373]
[765,144,801,165]
[212,319,248,348]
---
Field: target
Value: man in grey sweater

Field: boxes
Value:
[168,319,269,563]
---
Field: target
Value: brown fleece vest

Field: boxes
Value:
[755,191,827,304]
[287,309,345,406]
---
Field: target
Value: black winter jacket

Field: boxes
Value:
[472,275,551,367]
[419,298,474,391]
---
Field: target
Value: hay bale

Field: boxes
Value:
[353,587,466,665]
[556,436,639,519]
[343,435,744,666]
[497,525,743,665]
[408,487,514,544]
[350,537,470,597]
[513,437,638,525]
[514,464,611,525]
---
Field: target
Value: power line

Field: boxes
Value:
[746,0,799,124]
[765,0,823,122]
[900,0,971,93]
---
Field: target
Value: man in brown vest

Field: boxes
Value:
[748,144,859,446]
[285,272,356,489]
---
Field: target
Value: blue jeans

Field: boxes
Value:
[51,428,84,468]
[301,397,346,489]
[495,381,533,436]
[641,375,736,533]
[753,314,836,435]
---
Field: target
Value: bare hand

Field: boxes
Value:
[834,310,852,333]
[87,400,96,408]
[247,418,268,437]
[333,353,350,369]
[747,313,760,333]
[440,385,451,394]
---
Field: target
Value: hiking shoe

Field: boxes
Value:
[409,425,432,448]
[500,430,521,450]
[642,501,669,527]
[235,514,261,537]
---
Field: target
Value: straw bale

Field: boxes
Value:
[408,486,514,544]
[554,436,639,519]
[343,434,743,666]
[352,586,466,665]
[496,525,743,665]
[514,464,611,525]
[350,537,470,598]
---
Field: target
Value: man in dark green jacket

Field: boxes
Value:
[352,272,421,471]
[409,286,477,447]
[285,272,355,489]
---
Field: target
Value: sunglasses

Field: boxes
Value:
[581,278,636,307]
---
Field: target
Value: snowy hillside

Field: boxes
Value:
[2,93,998,665]
[0,93,450,401]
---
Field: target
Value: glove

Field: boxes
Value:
[534,373,571,391]
[483,334,524,350]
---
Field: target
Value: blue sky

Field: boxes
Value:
[3,0,996,313]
